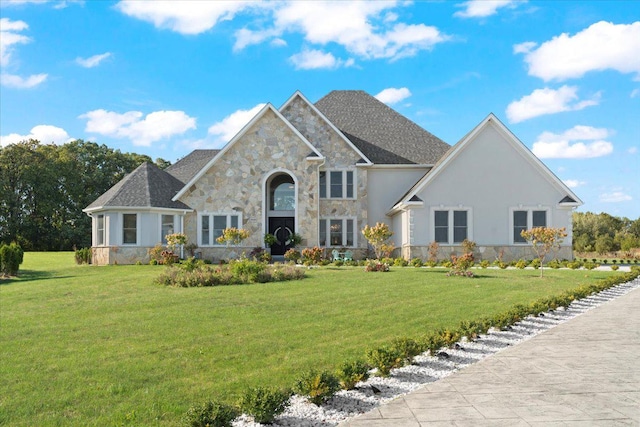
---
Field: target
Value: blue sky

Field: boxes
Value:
[1,0,638,218]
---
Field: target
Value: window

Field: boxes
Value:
[269,175,295,211]
[199,213,241,246]
[161,214,174,244]
[319,170,355,199]
[122,213,137,245]
[432,209,470,244]
[97,214,105,246]
[319,218,356,247]
[512,209,548,243]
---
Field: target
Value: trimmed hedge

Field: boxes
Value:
[0,242,24,276]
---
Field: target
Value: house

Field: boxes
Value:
[83,90,582,265]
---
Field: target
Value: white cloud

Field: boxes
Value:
[513,41,536,54]
[289,48,354,70]
[75,52,111,68]
[271,2,449,61]
[454,0,520,18]
[375,87,411,104]
[600,191,632,203]
[1,124,71,147]
[117,2,449,64]
[79,109,196,147]
[115,1,259,35]
[0,18,30,67]
[563,179,586,188]
[207,103,266,144]
[506,85,599,123]
[0,73,47,88]
[532,125,614,159]
[517,21,640,81]
[628,147,638,154]
[631,89,640,98]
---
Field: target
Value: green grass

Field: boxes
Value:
[0,253,623,426]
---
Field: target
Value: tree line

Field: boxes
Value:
[573,211,640,254]
[0,140,169,251]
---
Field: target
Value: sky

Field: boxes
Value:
[1,0,638,219]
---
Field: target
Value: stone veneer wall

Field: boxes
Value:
[281,96,369,251]
[179,108,321,252]
[92,246,152,265]
[402,245,574,263]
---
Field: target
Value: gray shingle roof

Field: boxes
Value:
[315,90,451,165]
[165,149,219,183]
[85,162,190,210]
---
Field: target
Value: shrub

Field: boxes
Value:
[514,259,528,269]
[301,246,324,264]
[393,257,408,267]
[336,359,370,390]
[148,244,165,264]
[583,262,598,270]
[284,248,301,263]
[547,259,562,269]
[366,346,403,377]
[391,337,424,361]
[461,239,477,255]
[238,387,292,425]
[424,332,447,356]
[333,259,344,267]
[364,259,389,272]
[156,263,304,287]
[216,227,250,246]
[410,258,423,268]
[447,253,475,277]
[248,247,271,263]
[611,264,619,271]
[530,258,541,269]
[567,260,582,269]
[0,243,23,276]
[74,247,92,265]
[428,241,439,262]
[479,260,490,269]
[425,260,438,268]
[293,370,340,405]
[182,400,239,427]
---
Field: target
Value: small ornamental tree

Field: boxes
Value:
[362,222,393,260]
[165,232,187,256]
[520,227,568,277]
[216,227,250,246]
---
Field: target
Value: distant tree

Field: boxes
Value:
[0,139,153,250]
[595,235,615,255]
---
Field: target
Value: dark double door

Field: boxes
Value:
[268,217,294,256]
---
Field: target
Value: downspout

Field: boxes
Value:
[317,157,326,247]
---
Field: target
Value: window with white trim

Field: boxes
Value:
[199,213,241,246]
[97,214,105,246]
[319,170,355,199]
[512,209,547,243]
[122,213,137,245]
[161,214,174,244]
[319,218,356,247]
[433,209,470,244]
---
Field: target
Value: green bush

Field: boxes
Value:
[611,264,619,271]
[74,247,92,265]
[156,263,305,287]
[424,332,447,356]
[530,258,541,269]
[293,370,340,405]
[336,359,370,390]
[366,346,404,377]
[333,259,344,267]
[479,260,490,269]
[393,257,408,267]
[364,260,390,272]
[391,337,424,361]
[238,386,291,425]
[0,243,24,276]
[583,262,598,270]
[410,258,423,267]
[182,400,239,427]
[515,259,528,269]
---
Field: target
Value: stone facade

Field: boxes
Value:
[92,246,152,265]
[179,107,322,260]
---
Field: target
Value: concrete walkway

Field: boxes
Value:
[341,286,640,426]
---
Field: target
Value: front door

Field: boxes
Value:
[268,217,294,256]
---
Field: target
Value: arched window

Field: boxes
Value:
[269,174,295,211]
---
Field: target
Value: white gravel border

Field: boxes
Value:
[234,276,640,427]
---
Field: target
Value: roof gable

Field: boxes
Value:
[173,103,323,201]
[84,162,191,212]
[390,113,583,212]
[280,91,372,165]
[315,90,450,165]
[166,149,219,183]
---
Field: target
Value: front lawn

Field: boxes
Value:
[0,253,626,426]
